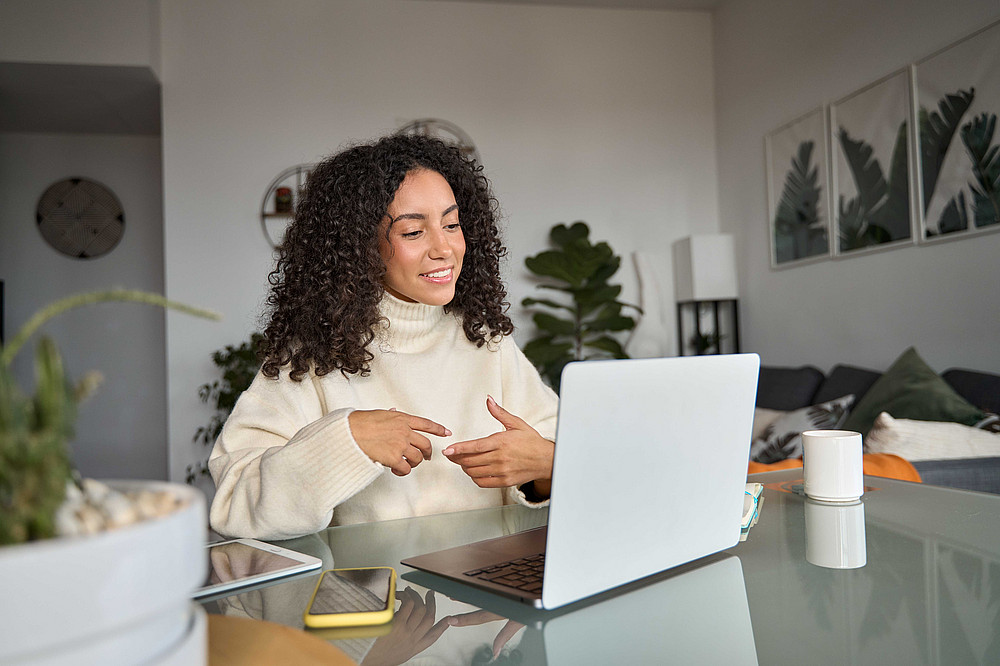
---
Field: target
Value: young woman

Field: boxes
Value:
[209,134,558,540]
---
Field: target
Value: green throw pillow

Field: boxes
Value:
[843,347,985,436]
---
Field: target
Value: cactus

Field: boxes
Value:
[0,290,219,545]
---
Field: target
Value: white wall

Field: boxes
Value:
[161,0,718,482]
[714,0,1000,375]
[0,0,161,77]
[0,132,167,479]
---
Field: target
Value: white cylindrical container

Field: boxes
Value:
[802,430,864,502]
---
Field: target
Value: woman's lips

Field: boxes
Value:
[420,267,453,283]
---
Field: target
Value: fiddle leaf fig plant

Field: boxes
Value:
[0,290,219,545]
[521,222,639,392]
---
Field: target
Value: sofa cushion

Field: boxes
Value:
[755,365,824,410]
[842,347,985,436]
[749,394,855,464]
[751,408,784,441]
[813,364,882,405]
[865,412,1000,461]
[941,369,1000,415]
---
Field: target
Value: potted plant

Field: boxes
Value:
[0,289,219,664]
[521,221,640,392]
[188,333,263,486]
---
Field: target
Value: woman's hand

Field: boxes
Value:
[443,396,554,490]
[348,409,451,476]
[361,587,450,666]
[445,609,525,660]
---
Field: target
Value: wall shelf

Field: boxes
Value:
[260,164,313,248]
[676,299,740,356]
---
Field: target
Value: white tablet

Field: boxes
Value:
[194,538,323,600]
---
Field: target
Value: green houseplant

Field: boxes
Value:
[188,333,263,483]
[521,222,639,392]
[0,289,218,545]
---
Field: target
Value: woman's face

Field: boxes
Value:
[379,169,466,306]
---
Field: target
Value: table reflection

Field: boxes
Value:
[804,499,867,569]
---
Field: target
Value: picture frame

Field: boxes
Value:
[915,19,1000,243]
[765,107,832,268]
[830,68,916,257]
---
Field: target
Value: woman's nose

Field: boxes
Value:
[428,230,453,258]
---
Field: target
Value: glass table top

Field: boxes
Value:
[202,470,1000,665]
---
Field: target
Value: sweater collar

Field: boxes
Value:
[377,292,450,351]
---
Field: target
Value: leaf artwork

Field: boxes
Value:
[837,123,911,251]
[920,89,976,219]
[773,141,827,263]
[961,112,1000,228]
[521,222,638,392]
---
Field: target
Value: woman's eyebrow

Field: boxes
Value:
[391,204,458,224]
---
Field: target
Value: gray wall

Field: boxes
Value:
[0,132,167,480]
[714,0,1000,375]
[160,0,720,484]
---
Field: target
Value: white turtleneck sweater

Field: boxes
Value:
[208,295,559,540]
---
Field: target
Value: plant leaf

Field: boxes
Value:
[523,337,574,365]
[937,191,969,235]
[961,113,1000,228]
[525,250,583,286]
[584,335,627,358]
[870,121,911,241]
[550,222,590,248]
[920,88,975,211]
[585,312,636,333]
[839,127,888,224]
[774,141,826,262]
[532,313,576,336]
[521,297,574,313]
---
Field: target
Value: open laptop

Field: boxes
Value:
[403,554,758,664]
[402,353,760,610]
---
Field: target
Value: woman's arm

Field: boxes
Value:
[208,370,384,540]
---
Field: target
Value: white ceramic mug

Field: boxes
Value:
[802,429,864,502]
[804,498,867,569]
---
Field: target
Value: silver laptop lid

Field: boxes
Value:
[542,353,759,609]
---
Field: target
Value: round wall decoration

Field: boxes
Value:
[398,118,480,162]
[36,178,125,259]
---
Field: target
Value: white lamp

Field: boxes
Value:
[672,234,739,302]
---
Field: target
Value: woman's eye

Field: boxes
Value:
[401,230,422,239]
[445,223,462,231]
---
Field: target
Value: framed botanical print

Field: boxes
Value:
[766,108,832,268]
[830,69,916,256]
[916,19,1000,241]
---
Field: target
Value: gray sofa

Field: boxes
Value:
[755,364,1000,494]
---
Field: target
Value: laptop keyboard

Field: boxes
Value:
[463,553,545,594]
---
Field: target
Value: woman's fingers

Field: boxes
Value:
[405,414,451,439]
[493,620,525,658]
[349,409,451,474]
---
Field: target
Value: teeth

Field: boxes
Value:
[423,269,450,278]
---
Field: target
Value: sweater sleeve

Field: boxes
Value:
[208,369,384,540]
[497,336,560,508]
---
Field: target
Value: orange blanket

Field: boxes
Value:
[748,453,922,483]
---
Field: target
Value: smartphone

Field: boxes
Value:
[194,538,322,600]
[303,567,397,628]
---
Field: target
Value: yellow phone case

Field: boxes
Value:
[303,567,396,628]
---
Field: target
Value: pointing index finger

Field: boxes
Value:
[403,413,452,438]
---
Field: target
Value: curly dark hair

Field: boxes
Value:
[259,134,514,381]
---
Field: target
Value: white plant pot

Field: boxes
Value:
[0,480,207,665]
